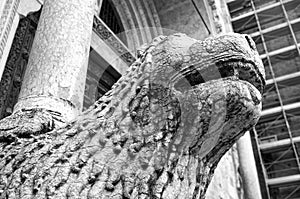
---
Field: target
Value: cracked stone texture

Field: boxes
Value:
[14,0,95,121]
[0,33,265,199]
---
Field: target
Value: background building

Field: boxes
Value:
[3,0,295,198]
[225,0,300,198]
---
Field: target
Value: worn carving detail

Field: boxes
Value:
[0,0,21,59]
[93,15,136,65]
[13,0,96,122]
[0,33,265,199]
[0,10,40,119]
[207,0,223,33]
[0,108,54,142]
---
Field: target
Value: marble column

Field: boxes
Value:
[237,132,262,199]
[14,0,96,125]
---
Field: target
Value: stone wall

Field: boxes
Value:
[152,0,211,40]
[0,0,246,197]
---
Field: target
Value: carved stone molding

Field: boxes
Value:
[0,10,40,119]
[207,0,223,33]
[207,0,234,34]
[0,0,21,61]
[0,3,135,118]
[0,0,135,68]
[93,15,136,66]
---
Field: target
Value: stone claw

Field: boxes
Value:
[0,108,54,143]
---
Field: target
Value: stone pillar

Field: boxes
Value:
[237,132,262,199]
[14,0,96,125]
[0,0,21,78]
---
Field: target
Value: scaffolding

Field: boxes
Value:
[226,0,300,198]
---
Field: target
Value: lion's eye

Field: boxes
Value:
[174,66,205,91]
[217,62,235,78]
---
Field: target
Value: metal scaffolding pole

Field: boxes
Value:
[266,71,300,86]
[267,174,300,186]
[260,43,300,59]
[261,102,300,117]
[279,0,300,56]
[231,0,296,22]
[260,136,300,151]
[250,17,300,38]
[250,0,300,191]
[227,0,300,197]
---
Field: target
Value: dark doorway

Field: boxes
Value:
[0,9,41,119]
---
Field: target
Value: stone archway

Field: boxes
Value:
[109,0,163,51]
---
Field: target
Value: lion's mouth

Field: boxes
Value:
[173,59,265,94]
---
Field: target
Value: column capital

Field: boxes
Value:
[17,0,41,17]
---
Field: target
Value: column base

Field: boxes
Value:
[14,95,79,126]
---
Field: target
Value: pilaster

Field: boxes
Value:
[0,0,21,78]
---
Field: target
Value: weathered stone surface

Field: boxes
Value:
[13,0,95,124]
[0,33,265,198]
[0,108,54,142]
[0,10,41,119]
[0,0,21,64]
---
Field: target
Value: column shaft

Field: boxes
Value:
[14,0,95,123]
[237,132,262,199]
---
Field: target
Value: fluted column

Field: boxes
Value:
[14,0,96,125]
